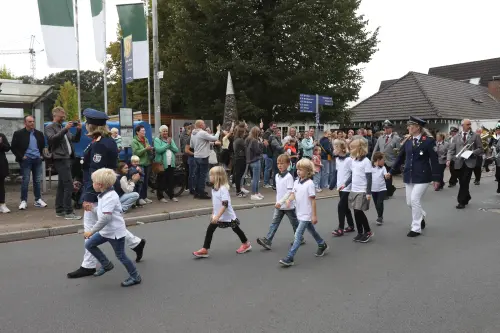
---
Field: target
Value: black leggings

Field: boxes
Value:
[337,191,354,229]
[0,176,5,203]
[233,158,246,194]
[371,191,385,218]
[354,209,371,234]
[203,223,248,249]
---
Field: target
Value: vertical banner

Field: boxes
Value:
[123,35,134,84]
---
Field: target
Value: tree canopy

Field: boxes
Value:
[54,81,79,121]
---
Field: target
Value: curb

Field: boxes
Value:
[0,183,406,244]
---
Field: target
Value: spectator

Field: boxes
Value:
[179,122,192,190]
[301,129,315,159]
[184,126,195,194]
[0,133,10,213]
[365,129,375,159]
[128,155,145,204]
[45,107,82,219]
[11,116,47,211]
[262,122,277,188]
[269,128,284,188]
[131,125,153,203]
[190,120,220,199]
[319,130,333,189]
[219,122,234,170]
[246,126,265,200]
[115,162,140,213]
[110,128,123,152]
[232,126,247,197]
[154,125,179,203]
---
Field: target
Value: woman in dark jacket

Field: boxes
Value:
[232,126,247,198]
[0,133,11,213]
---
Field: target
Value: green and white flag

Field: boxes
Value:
[37,0,77,68]
[90,0,105,62]
[117,3,149,79]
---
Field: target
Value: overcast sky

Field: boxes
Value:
[1,0,499,106]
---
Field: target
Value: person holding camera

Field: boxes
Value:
[45,107,82,220]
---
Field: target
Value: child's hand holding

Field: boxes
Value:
[83,231,93,239]
[312,215,318,224]
[366,194,372,201]
[275,202,282,209]
[211,215,219,224]
[338,185,345,191]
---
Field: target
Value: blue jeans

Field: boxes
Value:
[20,158,42,202]
[188,156,195,193]
[321,160,330,188]
[313,171,321,189]
[194,157,209,195]
[85,233,139,279]
[120,192,140,212]
[249,160,261,194]
[266,209,299,242]
[139,165,151,200]
[263,154,273,185]
[328,160,336,185]
[286,220,325,260]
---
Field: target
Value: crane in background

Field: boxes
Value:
[0,35,44,83]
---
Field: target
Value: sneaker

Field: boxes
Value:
[159,198,169,203]
[172,197,179,202]
[256,237,272,250]
[257,193,264,199]
[376,217,383,226]
[236,242,252,254]
[67,266,96,279]
[94,262,114,277]
[251,194,263,201]
[193,248,209,258]
[121,275,142,287]
[0,204,10,214]
[263,184,273,189]
[144,198,153,204]
[34,199,47,208]
[236,192,247,198]
[241,188,250,194]
[19,201,27,210]
[353,233,363,242]
[314,243,329,257]
[316,188,322,193]
[279,257,294,267]
[132,239,146,262]
[65,213,82,220]
[360,232,373,243]
[138,199,147,205]
[56,212,65,218]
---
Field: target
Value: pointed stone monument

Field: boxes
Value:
[223,71,237,130]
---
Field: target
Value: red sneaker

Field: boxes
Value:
[236,242,252,254]
[193,248,209,258]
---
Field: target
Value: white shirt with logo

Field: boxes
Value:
[211,186,237,222]
[97,190,127,239]
[292,179,316,221]
[350,157,372,193]
[371,166,388,192]
[275,172,295,210]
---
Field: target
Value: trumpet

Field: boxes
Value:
[456,142,473,159]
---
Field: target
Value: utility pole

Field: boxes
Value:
[152,0,161,133]
[103,0,108,114]
[74,0,82,121]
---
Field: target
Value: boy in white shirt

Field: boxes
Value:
[279,159,328,267]
[257,154,304,250]
[371,152,388,225]
[83,168,142,287]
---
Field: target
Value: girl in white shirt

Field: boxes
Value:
[339,138,373,243]
[371,152,388,225]
[193,166,252,258]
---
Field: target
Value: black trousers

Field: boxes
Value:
[203,223,248,249]
[457,165,473,205]
[496,167,500,192]
[53,159,74,215]
[233,158,246,194]
[449,160,458,186]
[354,209,371,234]
[437,164,446,188]
[371,191,386,218]
[384,164,396,196]
[473,156,483,183]
[182,155,189,187]
[0,176,5,203]
[156,166,175,200]
[337,191,354,229]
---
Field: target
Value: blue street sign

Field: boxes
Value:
[318,95,333,106]
[300,94,316,113]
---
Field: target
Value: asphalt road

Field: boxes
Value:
[2,177,500,333]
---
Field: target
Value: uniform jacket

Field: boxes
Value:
[391,135,440,184]
[0,133,10,178]
[44,123,81,160]
[446,131,483,169]
[491,137,500,165]
[435,141,449,164]
[10,128,45,163]
[373,133,401,167]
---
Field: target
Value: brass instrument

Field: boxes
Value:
[480,126,494,152]
[456,142,473,159]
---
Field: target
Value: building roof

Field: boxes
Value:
[379,79,398,91]
[428,57,500,87]
[350,71,500,123]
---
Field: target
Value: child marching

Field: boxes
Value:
[257,154,303,250]
[193,166,252,258]
[371,152,388,226]
[339,138,373,243]
[279,159,328,267]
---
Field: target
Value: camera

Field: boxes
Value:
[72,121,79,127]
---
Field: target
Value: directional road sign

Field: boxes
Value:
[318,95,333,106]
[299,94,316,113]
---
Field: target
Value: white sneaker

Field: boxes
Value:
[263,184,273,189]
[160,198,169,203]
[316,188,323,193]
[34,199,48,208]
[138,199,147,205]
[144,198,153,204]
[0,204,10,213]
[19,201,27,210]
[257,193,264,199]
[251,194,263,201]
[172,197,179,202]
[241,188,250,194]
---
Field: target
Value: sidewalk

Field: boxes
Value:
[0,175,407,242]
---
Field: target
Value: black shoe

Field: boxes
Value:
[197,194,211,200]
[353,234,363,242]
[314,243,328,257]
[474,181,480,186]
[376,217,383,226]
[256,237,272,250]
[132,239,146,262]
[67,266,96,279]
[448,183,456,188]
[407,231,421,237]
[421,219,426,230]
[497,189,500,194]
[456,204,465,209]
[360,232,373,243]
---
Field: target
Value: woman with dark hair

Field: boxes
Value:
[132,125,153,204]
[0,133,11,213]
[232,126,247,198]
[246,126,265,200]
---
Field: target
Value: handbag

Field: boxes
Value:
[152,162,164,174]
[209,149,218,165]
[319,144,332,160]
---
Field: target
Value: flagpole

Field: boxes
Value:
[152,0,161,134]
[102,0,108,114]
[74,0,82,121]
[144,0,152,124]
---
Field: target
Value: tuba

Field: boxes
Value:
[480,126,495,152]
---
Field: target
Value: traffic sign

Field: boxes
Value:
[300,94,316,113]
[318,95,333,106]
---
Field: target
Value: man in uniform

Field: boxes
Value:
[446,119,483,209]
[67,109,146,279]
[373,120,400,198]
[446,127,459,187]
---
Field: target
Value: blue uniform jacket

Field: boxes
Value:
[390,135,440,184]
[82,136,118,203]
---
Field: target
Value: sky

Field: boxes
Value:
[0,0,499,106]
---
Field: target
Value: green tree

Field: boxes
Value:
[55,81,78,121]
[0,65,15,79]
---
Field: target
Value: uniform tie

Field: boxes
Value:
[385,135,389,144]
[463,132,467,143]
[413,138,418,146]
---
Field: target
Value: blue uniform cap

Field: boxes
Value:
[407,116,426,127]
[83,108,109,126]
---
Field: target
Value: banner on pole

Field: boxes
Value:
[124,35,134,84]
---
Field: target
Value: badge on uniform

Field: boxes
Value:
[433,146,437,152]
[419,150,423,155]
[93,154,102,163]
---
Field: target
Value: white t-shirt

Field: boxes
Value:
[211,186,237,222]
[350,157,372,193]
[371,166,387,192]
[292,179,316,221]
[275,172,295,210]
[97,190,127,239]
[336,157,352,192]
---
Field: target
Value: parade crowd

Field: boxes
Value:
[0,106,499,286]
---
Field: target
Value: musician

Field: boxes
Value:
[435,133,449,190]
[447,127,459,187]
[373,120,400,198]
[386,116,440,237]
[489,123,500,188]
[446,119,483,209]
